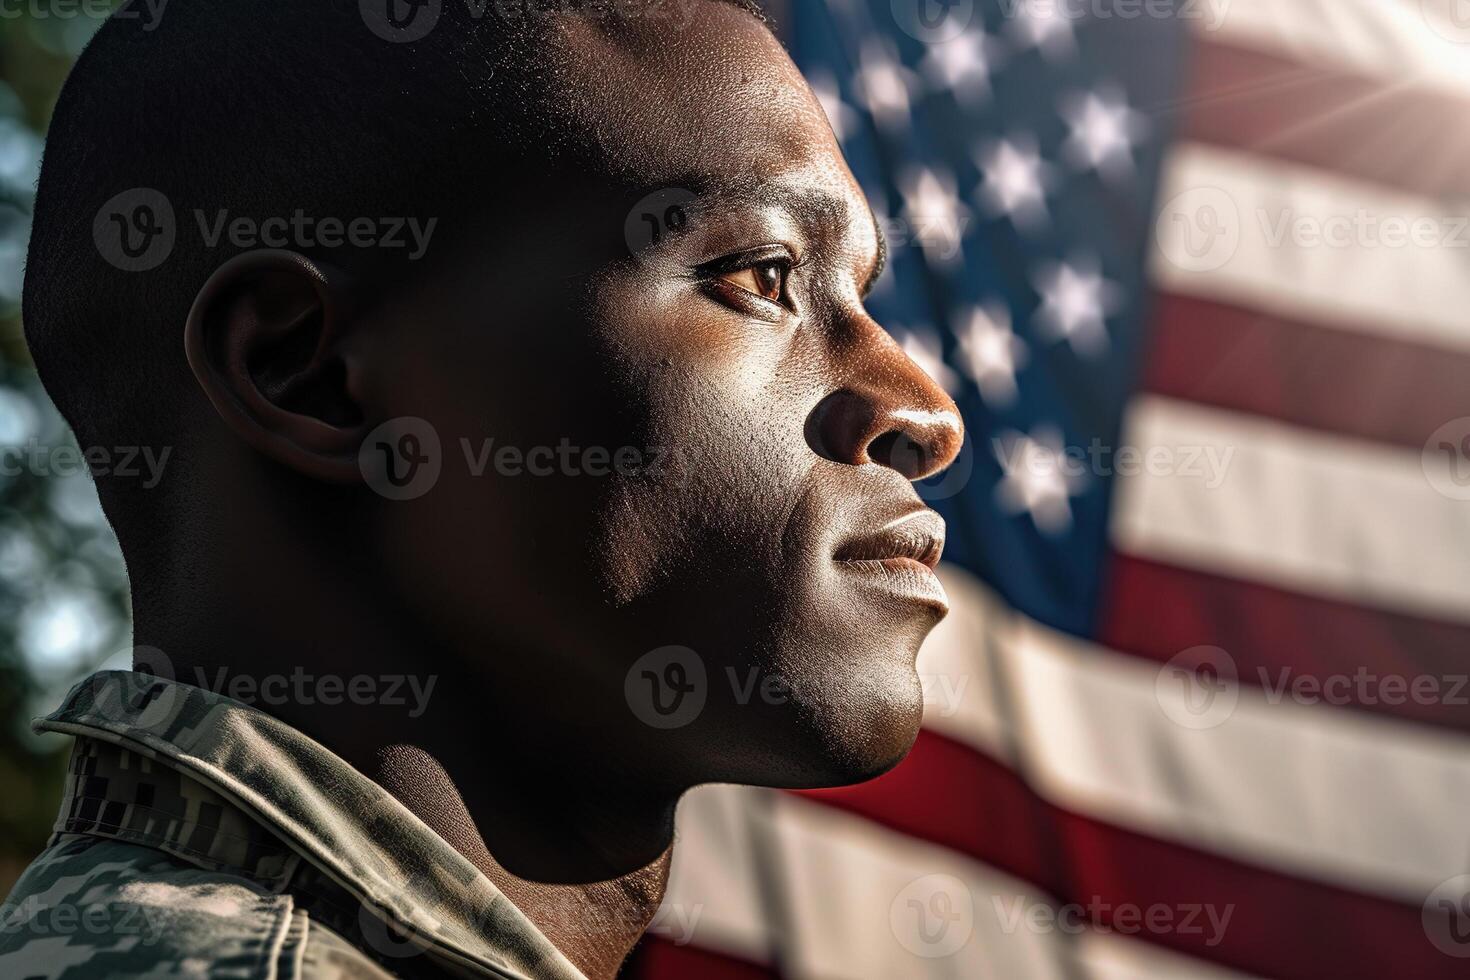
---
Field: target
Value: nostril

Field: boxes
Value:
[868,429,927,479]
[806,388,961,477]
[807,389,880,467]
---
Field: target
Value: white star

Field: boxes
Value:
[1059,86,1149,182]
[855,41,917,132]
[956,302,1028,407]
[894,325,961,395]
[1032,257,1122,357]
[807,70,860,146]
[900,166,970,267]
[1005,0,1079,61]
[993,426,1085,535]
[974,135,1053,233]
[921,30,1002,106]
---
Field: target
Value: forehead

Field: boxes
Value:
[544,3,869,222]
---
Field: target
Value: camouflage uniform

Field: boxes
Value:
[0,671,588,979]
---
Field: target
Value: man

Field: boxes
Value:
[0,0,962,976]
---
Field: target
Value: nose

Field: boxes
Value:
[806,324,964,481]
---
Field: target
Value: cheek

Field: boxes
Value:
[367,319,636,650]
[591,369,811,607]
[587,299,821,607]
[371,411,613,659]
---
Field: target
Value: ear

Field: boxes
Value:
[184,249,368,482]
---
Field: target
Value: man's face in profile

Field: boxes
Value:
[352,4,962,789]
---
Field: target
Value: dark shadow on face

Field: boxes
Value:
[358,5,965,794]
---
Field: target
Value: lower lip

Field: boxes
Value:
[836,557,949,613]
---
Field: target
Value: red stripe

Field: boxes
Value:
[1182,38,1470,199]
[798,729,1457,980]
[623,936,775,980]
[1095,552,1470,735]
[1139,292,1470,450]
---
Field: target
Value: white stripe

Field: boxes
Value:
[765,794,1068,980]
[924,563,1470,901]
[916,564,1009,757]
[663,785,1257,980]
[1151,142,1470,352]
[1208,0,1470,99]
[1111,395,1470,622]
[656,783,775,963]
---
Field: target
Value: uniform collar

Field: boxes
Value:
[36,670,587,980]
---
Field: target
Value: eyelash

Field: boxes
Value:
[698,248,801,316]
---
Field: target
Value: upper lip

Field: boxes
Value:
[833,509,946,570]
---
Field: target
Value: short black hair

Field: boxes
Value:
[23,0,768,547]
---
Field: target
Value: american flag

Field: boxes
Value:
[626,1,1470,977]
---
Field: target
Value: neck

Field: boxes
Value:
[370,744,673,980]
[131,537,682,980]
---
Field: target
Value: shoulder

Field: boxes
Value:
[0,835,397,979]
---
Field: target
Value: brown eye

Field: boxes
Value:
[721,261,786,303]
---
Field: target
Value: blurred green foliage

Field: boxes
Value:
[0,6,131,893]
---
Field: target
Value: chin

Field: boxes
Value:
[808,666,928,787]
[726,650,928,791]
[634,549,943,790]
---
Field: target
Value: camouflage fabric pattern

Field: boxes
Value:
[55,738,300,888]
[0,671,588,979]
[0,833,390,979]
